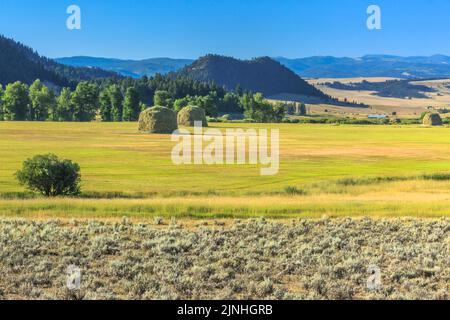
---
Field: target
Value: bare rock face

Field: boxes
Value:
[138,106,178,134]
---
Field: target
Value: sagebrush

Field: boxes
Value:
[0,218,448,300]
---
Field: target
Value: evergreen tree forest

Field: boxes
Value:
[0,74,286,123]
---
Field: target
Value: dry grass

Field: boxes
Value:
[307,77,401,84]
[304,77,450,117]
[2,188,450,219]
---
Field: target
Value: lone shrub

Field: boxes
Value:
[177,106,208,127]
[15,154,81,197]
[284,186,306,196]
[138,106,178,134]
[422,113,442,126]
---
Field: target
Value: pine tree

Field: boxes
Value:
[109,85,124,122]
[99,88,113,122]
[122,87,141,121]
[299,103,307,116]
[71,81,99,122]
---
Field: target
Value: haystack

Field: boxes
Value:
[138,106,178,133]
[177,106,208,127]
[422,113,442,126]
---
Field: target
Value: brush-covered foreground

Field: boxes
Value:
[0,218,448,300]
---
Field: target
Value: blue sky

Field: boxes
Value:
[0,0,449,59]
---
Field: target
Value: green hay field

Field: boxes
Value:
[1,121,450,219]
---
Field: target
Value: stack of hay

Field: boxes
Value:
[138,106,178,133]
[177,106,208,127]
[422,113,442,126]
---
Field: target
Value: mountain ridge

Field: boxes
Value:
[0,35,120,87]
[56,54,450,79]
[275,55,450,79]
[56,56,193,78]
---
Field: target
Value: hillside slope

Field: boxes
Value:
[0,35,119,87]
[174,55,326,97]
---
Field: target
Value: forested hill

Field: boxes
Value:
[174,55,326,97]
[0,35,119,87]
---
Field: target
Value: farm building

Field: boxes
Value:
[368,114,387,119]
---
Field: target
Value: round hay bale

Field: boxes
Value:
[177,106,208,127]
[221,114,231,121]
[422,113,442,126]
[138,106,178,134]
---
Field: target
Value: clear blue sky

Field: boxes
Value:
[0,0,449,59]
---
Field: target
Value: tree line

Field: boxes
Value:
[0,74,287,123]
[0,80,141,122]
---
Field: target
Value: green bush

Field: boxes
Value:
[399,118,421,125]
[15,154,81,197]
[283,186,306,195]
[206,116,222,123]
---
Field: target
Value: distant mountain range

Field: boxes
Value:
[55,56,192,78]
[56,54,326,97]
[0,35,119,87]
[3,30,450,98]
[57,54,450,79]
[276,55,450,79]
[173,54,326,97]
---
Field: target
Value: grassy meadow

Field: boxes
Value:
[2,121,450,219]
